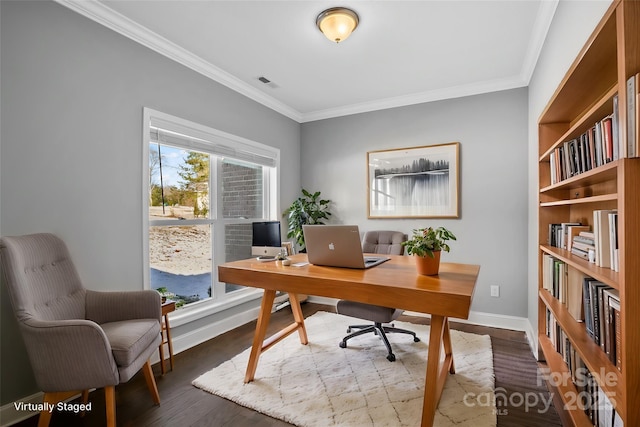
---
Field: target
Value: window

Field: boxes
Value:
[143,109,279,312]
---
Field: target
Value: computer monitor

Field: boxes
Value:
[251,221,282,257]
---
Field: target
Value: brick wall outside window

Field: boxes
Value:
[222,162,263,262]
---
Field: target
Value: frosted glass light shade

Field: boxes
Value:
[316,7,359,43]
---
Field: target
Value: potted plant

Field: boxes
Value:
[402,226,456,275]
[283,189,332,252]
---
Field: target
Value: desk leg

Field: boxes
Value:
[244,289,276,383]
[421,315,455,427]
[288,293,308,345]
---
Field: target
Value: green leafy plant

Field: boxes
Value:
[402,226,456,258]
[283,189,332,252]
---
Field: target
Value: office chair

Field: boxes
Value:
[0,233,162,427]
[337,230,420,362]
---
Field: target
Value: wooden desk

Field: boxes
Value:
[159,300,175,375]
[218,254,479,427]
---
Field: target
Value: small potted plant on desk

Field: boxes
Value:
[402,226,456,275]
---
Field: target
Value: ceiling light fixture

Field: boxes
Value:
[316,7,359,43]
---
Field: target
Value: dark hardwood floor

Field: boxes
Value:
[13,303,563,427]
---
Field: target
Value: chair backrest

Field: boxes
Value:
[361,230,406,255]
[1,233,86,322]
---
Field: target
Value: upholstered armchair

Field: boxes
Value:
[337,230,420,362]
[0,233,162,427]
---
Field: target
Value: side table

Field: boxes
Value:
[159,300,175,375]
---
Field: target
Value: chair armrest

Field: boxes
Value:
[20,318,119,391]
[86,290,161,324]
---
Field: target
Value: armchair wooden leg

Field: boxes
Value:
[104,386,115,427]
[142,360,161,405]
[38,391,80,427]
[80,390,89,417]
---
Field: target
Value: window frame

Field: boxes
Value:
[142,108,280,325]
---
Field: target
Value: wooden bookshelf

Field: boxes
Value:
[537,1,640,425]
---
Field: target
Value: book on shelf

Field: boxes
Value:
[583,278,595,338]
[574,234,595,246]
[572,240,595,253]
[627,73,638,158]
[613,93,620,161]
[601,288,619,360]
[571,246,590,260]
[593,210,616,269]
[609,296,622,371]
[567,267,586,322]
[608,212,618,272]
[589,280,612,347]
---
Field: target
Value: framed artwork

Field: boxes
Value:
[367,142,460,218]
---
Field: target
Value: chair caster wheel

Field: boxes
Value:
[346,328,351,333]
[414,337,420,342]
[339,341,347,348]
[387,354,396,362]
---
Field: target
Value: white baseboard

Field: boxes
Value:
[1,391,43,427]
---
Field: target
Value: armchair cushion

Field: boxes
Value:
[86,290,162,324]
[101,319,161,367]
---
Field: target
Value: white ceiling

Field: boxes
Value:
[56,0,558,123]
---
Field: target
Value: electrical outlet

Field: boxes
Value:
[490,285,500,298]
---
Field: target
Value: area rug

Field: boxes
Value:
[192,311,495,427]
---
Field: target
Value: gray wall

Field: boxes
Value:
[527,0,612,354]
[301,89,529,317]
[0,0,300,405]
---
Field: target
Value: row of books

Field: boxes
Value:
[548,72,639,185]
[547,210,618,272]
[583,277,621,370]
[546,309,622,427]
[541,254,583,320]
[542,254,622,370]
[549,107,619,185]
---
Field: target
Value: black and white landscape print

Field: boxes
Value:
[368,142,459,218]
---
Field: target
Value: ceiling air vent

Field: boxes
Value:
[257,76,278,89]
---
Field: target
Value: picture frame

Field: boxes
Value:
[281,241,294,256]
[367,142,460,218]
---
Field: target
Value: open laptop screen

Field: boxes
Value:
[303,225,389,269]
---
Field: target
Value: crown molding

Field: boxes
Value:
[53,0,303,123]
[300,75,528,122]
[519,0,559,85]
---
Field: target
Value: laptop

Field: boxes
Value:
[302,225,390,269]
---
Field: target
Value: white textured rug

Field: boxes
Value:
[193,311,495,427]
